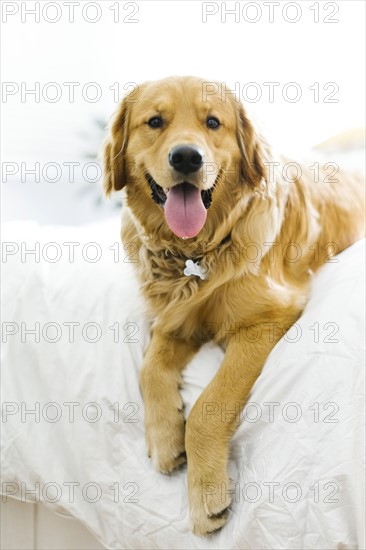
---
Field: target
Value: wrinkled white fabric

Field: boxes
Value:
[1,219,365,550]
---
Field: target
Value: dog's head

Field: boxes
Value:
[104,76,267,240]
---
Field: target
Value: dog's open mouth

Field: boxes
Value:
[146,175,214,239]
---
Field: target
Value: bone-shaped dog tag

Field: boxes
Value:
[183,259,207,280]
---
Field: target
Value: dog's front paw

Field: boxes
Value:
[145,405,186,474]
[188,467,232,535]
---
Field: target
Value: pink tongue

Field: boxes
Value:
[164,183,207,238]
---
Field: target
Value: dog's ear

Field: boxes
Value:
[235,103,267,188]
[103,87,138,195]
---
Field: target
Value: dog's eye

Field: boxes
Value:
[147,116,163,129]
[206,116,221,129]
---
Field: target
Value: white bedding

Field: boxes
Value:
[1,219,365,550]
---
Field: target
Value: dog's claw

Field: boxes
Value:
[208,505,230,519]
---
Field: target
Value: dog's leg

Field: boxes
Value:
[186,326,283,535]
[140,330,198,474]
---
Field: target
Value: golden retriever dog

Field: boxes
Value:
[103,76,365,535]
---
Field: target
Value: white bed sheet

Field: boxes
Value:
[1,219,365,550]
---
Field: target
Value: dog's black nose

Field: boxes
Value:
[169,145,204,174]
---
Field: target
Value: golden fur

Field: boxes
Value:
[104,76,365,535]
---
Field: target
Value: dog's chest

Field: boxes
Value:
[138,250,247,341]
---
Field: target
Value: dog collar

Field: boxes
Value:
[140,230,231,282]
